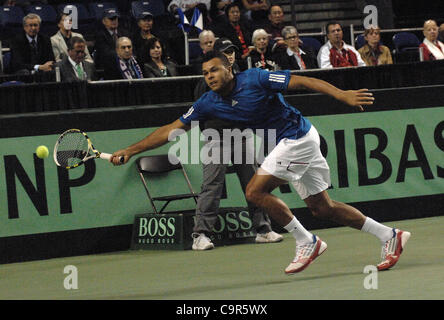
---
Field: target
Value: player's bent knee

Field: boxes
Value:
[245,185,261,204]
[307,202,334,219]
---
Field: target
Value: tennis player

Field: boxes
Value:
[111,51,410,274]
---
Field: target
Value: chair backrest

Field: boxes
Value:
[188,41,202,60]
[299,37,322,54]
[0,80,24,86]
[355,34,366,50]
[88,2,117,20]
[392,32,420,52]
[0,6,24,26]
[136,154,182,174]
[2,51,11,72]
[131,0,165,17]
[26,4,57,23]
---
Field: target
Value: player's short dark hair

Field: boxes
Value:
[202,50,231,68]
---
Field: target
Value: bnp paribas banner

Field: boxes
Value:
[0,107,443,237]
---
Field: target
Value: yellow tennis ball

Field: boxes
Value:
[36,145,49,159]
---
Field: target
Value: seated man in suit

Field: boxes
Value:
[55,36,96,82]
[9,13,55,74]
[102,37,144,80]
[51,12,93,63]
[94,8,129,70]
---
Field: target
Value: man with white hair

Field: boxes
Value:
[9,13,55,74]
[199,30,216,54]
[191,29,216,74]
[419,20,444,61]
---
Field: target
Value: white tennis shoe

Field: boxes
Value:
[377,228,411,271]
[255,231,283,243]
[192,233,215,251]
[285,235,327,274]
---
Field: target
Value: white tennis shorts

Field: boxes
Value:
[260,125,330,199]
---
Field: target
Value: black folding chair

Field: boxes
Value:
[136,154,198,214]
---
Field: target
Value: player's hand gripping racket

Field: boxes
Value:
[53,129,123,169]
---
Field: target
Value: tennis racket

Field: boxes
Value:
[53,129,123,169]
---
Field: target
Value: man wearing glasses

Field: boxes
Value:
[273,26,317,71]
[55,37,96,82]
[9,13,55,74]
[317,21,366,69]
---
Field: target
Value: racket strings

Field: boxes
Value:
[55,131,89,167]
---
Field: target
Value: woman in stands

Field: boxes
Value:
[419,20,444,61]
[358,25,393,66]
[273,26,317,70]
[248,28,277,71]
[143,37,178,78]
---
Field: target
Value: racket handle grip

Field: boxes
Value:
[100,153,112,161]
[100,153,124,163]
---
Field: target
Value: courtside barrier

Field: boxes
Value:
[0,84,443,263]
[1,60,444,114]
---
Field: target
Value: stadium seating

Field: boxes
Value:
[299,36,322,55]
[0,6,25,40]
[131,1,165,18]
[26,4,58,35]
[354,34,365,50]
[392,32,421,63]
[88,2,117,20]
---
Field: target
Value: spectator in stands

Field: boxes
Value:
[55,36,96,82]
[419,20,444,61]
[273,26,317,70]
[191,29,216,74]
[102,37,144,80]
[358,25,393,66]
[212,3,252,67]
[168,0,211,29]
[94,8,129,70]
[248,28,277,70]
[210,0,235,24]
[317,21,366,68]
[241,0,269,27]
[9,13,55,74]
[132,11,156,64]
[439,23,444,43]
[263,4,285,48]
[143,37,178,78]
[199,29,216,54]
[51,13,93,64]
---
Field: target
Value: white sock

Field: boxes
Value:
[361,217,394,244]
[284,217,313,245]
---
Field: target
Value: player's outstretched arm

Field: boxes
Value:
[288,75,374,111]
[110,119,190,165]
